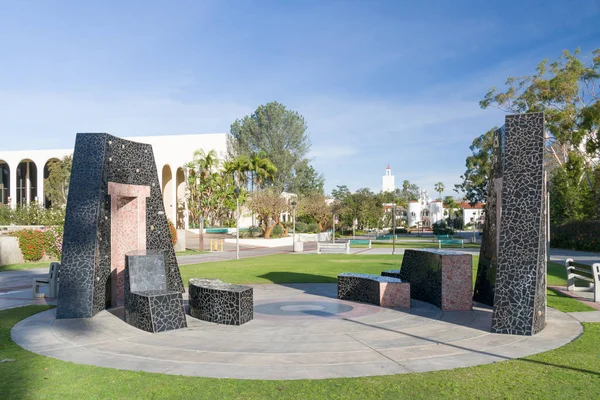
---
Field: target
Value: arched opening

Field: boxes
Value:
[43,158,61,208]
[161,165,173,219]
[16,159,37,206]
[176,167,186,229]
[0,160,9,205]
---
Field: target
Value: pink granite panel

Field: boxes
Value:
[108,182,151,306]
[379,282,411,308]
[441,254,473,311]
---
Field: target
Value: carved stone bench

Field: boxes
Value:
[188,278,253,325]
[337,272,410,308]
[124,251,187,333]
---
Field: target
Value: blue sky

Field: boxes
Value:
[1,0,599,197]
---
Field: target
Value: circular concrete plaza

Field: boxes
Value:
[12,283,581,380]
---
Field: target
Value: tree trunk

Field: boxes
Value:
[264,224,274,238]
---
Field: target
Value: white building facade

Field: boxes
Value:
[407,190,445,228]
[0,133,227,229]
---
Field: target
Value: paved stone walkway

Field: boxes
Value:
[12,283,582,380]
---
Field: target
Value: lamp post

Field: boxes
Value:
[291,200,297,252]
[392,203,396,255]
[234,187,240,260]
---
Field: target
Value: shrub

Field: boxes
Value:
[0,205,66,226]
[43,226,64,259]
[551,220,600,252]
[11,227,64,262]
[295,221,309,233]
[432,221,454,235]
[271,224,284,238]
[12,229,46,261]
[307,223,319,233]
[167,219,178,245]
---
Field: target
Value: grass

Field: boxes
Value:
[0,262,49,272]
[179,254,403,284]
[175,249,206,256]
[1,305,599,399]
[179,254,594,313]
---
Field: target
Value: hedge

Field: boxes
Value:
[11,227,63,262]
[551,220,600,252]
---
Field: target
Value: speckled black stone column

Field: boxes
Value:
[57,133,185,319]
[473,127,503,306]
[491,113,547,336]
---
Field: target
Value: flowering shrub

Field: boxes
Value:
[168,219,178,245]
[11,229,46,261]
[11,226,64,262]
[551,220,600,252]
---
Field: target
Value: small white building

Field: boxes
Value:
[0,133,227,229]
[458,202,485,227]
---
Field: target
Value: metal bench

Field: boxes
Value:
[348,239,372,248]
[565,258,599,302]
[433,234,453,242]
[317,242,350,254]
[337,272,410,308]
[438,239,463,249]
[32,262,60,298]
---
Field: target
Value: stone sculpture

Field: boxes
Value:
[56,133,184,320]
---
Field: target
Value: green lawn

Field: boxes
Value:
[175,249,206,256]
[1,306,599,399]
[0,261,49,272]
[179,254,593,312]
[179,254,403,284]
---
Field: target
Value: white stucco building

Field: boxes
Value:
[0,133,227,229]
[407,190,445,228]
[382,165,395,192]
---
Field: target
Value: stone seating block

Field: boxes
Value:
[124,251,187,333]
[337,273,410,308]
[188,278,253,325]
[399,249,472,311]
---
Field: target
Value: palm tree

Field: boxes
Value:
[434,182,445,201]
[190,149,218,180]
[223,154,251,189]
[250,152,277,191]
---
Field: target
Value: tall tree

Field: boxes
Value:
[287,160,325,195]
[481,48,600,169]
[400,180,419,202]
[479,48,600,222]
[331,185,351,202]
[434,182,445,201]
[44,155,72,207]
[455,128,495,205]
[228,101,310,191]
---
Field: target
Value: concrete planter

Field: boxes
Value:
[0,236,25,265]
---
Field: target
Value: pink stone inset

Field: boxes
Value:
[108,182,151,307]
[441,254,473,311]
[380,282,411,308]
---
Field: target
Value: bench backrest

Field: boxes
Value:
[565,258,595,281]
[126,253,167,292]
[48,262,60,281]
